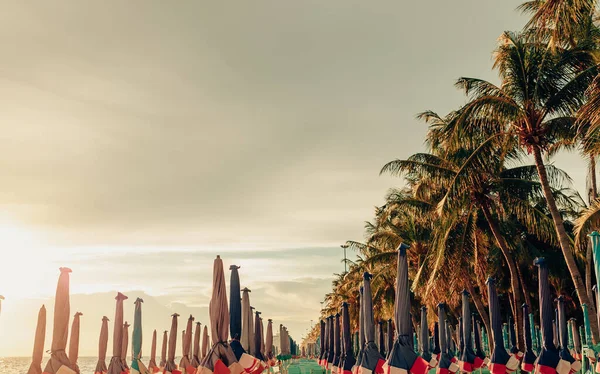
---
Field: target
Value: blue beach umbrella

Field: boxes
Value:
[487,278,518,374]
[460,291,478,372]
[521,304,536,373]
[359,272,385,374]
[341,302,357,374]
[533,258,560,374]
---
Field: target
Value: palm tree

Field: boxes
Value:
[448,30,600,341]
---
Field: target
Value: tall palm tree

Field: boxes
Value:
[449,30,600,341]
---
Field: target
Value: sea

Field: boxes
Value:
[0,356,184,373]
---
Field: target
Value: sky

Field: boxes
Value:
[0,0,588,357]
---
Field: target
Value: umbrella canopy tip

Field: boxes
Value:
[461,289,469,296]
[268,319,272,322]
[75,311,83,317]
[116,292,128,301]
[230,264,240,270]
[189,314,194,321]
[124,321,130,327]
[363,272,372,280]
[196,321,201,326]
[242,287,251,292]
[135,297,144,304]
[485,277,495,285]
[102,316,109,321]
[59,267,72,273]
[0,295,4,300]
[397,242,410,253]
[216,255,221,259]
[172,313,180,317]
[421,306,427,311]
[533,257,546,266]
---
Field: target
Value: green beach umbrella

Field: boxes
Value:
[27,305,46,374]
[131,298,148,374]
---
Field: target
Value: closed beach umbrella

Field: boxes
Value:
[69,312,83,374]
[569,319,581,361]
[436,304,458,374]
[266,319,275,366]
[460,291,478,371]
[164,313,179,374]
[180,315,194,373]
[253,311,265,361]
[192,323,202,368]
[378,321,385,358]
[0,295,4,315]
[27,305,46,374]
[327,316,335,369]
[359,272,385,374]
[148,330,159,373]
[341,302,356,374]
[385,243,428,374]
[419,307,435,368]
[241,288,252,352]
[95,316,110,374]
[259,318,266,362]
[508,316,521,359]
[432,322,441,357]
[386,320,393,360]
[521,304,536,372]
[122,322,131,371]
[472,315,485,363]
[334,313,342,372]
[202,325,209,359]
[131,298,148,374]
[319,320,326,367]
[108,292,128,374]
[487,278,517,373]
[229,265,245,361]
[199,256,244,374]
[323,317,330,368]
[249,307,256,356]
[160,331,168,369]
[353,289,364,374]
[534,257,560,374]
[43,268,75,374]
[558,296,580,372]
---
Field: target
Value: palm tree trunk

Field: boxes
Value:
[533,146,600,343]
[481,205,525,350]
[516,262,533,308]
[588,155,597,310]
[465,279,493,351]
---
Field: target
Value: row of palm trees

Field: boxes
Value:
[311,0,600,352]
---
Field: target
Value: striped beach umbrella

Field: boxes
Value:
[558,295,581,373]
[148,330,159,373]
[419,307,436,368]
[334,313,342,372]
[69,312,83,374]
[198,256,244,374]
[342,302,356,374]
[520,304,536,373]
[358,272,385,374]
[160,331,168,369]
[487,277,518,374]
[460,291,478,371]
[180,315,194,373]
[131,298,148,374]
[533,257,560,374]
[43,267,76,374]
[192,323,202,369]
[164,313,179,374]
[122,322,131,371]
[436,303,459,374]
[27,305,46,374]
[472,315,486,365]
[353,288,365,374]
[384,243,428,374]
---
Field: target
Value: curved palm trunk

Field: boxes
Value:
[481,205,524,351]
[533,146,599,343]
[516,263,532,309]
[587,155,597,310]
